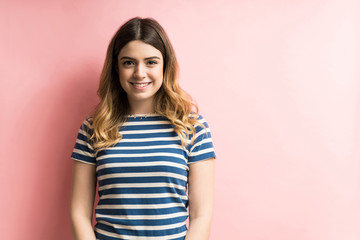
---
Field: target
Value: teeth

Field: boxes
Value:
[133,83,149,87]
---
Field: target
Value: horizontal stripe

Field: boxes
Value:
[70,114,215,239]
[189,147,215,157]
[82,119,93,129]
[95,226,187,240]
[106,144,189,155]
[99,193,188,200]
[120,128,175,135]
[72,158,96,165]
[98,172,188,182]
[115,136,192,144]
[97,161,189,171]
[97,219,186,231]
[96,211,188,220]
[72,148,94,157]
[75,138,94,151]
[189,137,212,154]
[96,202,185,210]
[79,128,91,139]
[97,152,187,162]
[99,182,186,191]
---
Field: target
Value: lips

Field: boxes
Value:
[130,82,151,87]
[130,82,152,90]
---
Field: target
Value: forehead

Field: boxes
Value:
[118,40,162,59]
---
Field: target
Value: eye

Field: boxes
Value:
[122,61,134,66]
[147,60,158,65]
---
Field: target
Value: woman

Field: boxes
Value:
[69,17,216,240]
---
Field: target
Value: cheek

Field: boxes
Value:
[119,69,131,82]
[151,68,164,81]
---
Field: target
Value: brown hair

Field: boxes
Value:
[88,17,205,154]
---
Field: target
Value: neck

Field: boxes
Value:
[128,98,155,115]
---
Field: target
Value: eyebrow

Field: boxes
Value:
[119,56,161,60]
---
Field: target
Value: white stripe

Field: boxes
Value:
[107,144,189,155]
[99,193,188,200]
[75,139,94,151]
[96,211,188,220]
[120,128,175,135]
[72,158,96,165]
[98,182,186,191]
[189,136,213,153]
[195,118,206,123]
[79,128,91,138]
[118,136,189,143]
[189,148,215,157]
[97,152,187,162]
[97,219,186,231]
[78,129,96,151]
[95,226,187,240]
[193,127,210,140]
[96,161,189,171]
[83,119,93,129]
[72,148,94,157]
[98,172,188,182]
[96,202,185,209]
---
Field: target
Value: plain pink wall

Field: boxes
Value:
[1,0,360,239]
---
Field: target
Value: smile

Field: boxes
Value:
[130,82,151,90]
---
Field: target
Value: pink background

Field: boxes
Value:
[1,0,360,239]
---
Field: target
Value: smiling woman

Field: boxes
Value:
[117,40,164,112]
[69,17,216,240]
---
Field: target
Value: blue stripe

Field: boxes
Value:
[96,206,186,216]
[97,165,187,175]
[98,197,186,205]
[96,221,187,237]
[95,215,188,226]
[70,114,215,239]
[99,147,186,154]
[98,187,186,195]
[99,176,187,186]
[97,156,187,166]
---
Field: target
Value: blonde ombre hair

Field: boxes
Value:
[87,17,205,154]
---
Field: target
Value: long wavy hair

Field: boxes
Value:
[87,17,205,154]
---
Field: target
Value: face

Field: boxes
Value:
[117,40,164,108]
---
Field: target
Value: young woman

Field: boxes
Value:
[69,17,216,240]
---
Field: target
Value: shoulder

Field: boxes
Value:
[79,115,94,132]
[189,112,206,122]
[85,115,94,125]
[188,113,210,127]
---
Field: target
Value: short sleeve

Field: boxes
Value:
[70,117,97,165]
[187,115,216,164]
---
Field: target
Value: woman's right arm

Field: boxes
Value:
[69,160,97,240]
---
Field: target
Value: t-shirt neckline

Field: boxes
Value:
[125,113,162,118]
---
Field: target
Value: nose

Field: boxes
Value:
[134,63,146,79]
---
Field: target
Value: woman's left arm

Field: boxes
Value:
[185,157,215,240]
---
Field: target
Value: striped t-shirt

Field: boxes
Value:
[70,113,216,240]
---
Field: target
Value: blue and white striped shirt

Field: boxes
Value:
[70,113,216,240]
